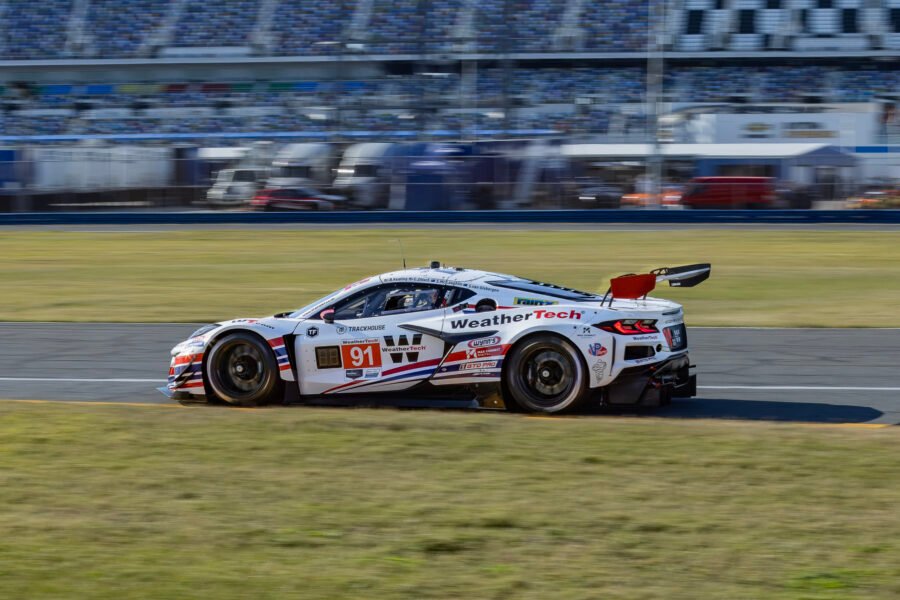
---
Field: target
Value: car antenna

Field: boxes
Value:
[395,239,406,269]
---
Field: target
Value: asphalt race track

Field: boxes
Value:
[0,323,897,425]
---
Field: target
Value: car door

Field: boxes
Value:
[296,282,449,396]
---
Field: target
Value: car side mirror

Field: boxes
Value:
[320,309,335,324]
[474,299,497,313]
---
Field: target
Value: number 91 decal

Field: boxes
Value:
[341,341,381,368]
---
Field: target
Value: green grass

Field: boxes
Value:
[1,403,899,599]
[2,229,899,325]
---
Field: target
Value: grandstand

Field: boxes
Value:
[1,0,899,140]
[7,0,899,58]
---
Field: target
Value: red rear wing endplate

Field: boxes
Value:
[609,273,657,299]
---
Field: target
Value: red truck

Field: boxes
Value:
[680,177,778,209]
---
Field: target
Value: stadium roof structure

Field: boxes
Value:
[561,143,855,166]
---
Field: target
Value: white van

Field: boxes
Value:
[206,168,264,206]
[267,143,334,189]
[333,142,394,208]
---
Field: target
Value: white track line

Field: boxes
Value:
[700,385,900,392]
[0,377,162,383]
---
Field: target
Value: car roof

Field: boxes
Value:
[378,266,519,285]
[372,267,602,303]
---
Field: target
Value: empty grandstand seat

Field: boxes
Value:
[731,33,764,49]
[86,0,169,58]
[4,1,73,59]
[172,0,258,48]
[270,0,354,55]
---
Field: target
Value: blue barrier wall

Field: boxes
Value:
[2,210,900,226]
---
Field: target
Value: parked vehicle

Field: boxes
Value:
[573,179,623,209]
[679,177,777,209]
[267,143,335,189]
[206,168,266,206]
[333,143,394,209]
[845,188,900,209]
[250,187,346,211]
[620,186,684,208]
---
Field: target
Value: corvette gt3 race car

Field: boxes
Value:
[162,262,710,413]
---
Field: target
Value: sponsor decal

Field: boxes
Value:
[632,334,658,341]
[364,368,380,379]
[533,309,581,319]
[341,341,381,368]
[632,356,657,364]
[450,309,582,330]
[342,338,378,345]
[466,345,504,359]
[468,336,501,348]
[461,360,498,371]
[335,325,347,335]
[588,343,607,357]
[345,369,363,379]
[348,324,386,332]
[382,334,425,364]
[592,360,607,380]
[306,326,319,338]
[576,325,595,338]
[382,275,446,285]
[514,297,557,306]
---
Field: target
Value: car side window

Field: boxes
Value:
[333,289,379,320]
[445,287,476,307]
[374,286,442,316]
[330,284,444,320]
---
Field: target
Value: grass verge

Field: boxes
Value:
[1,403,899,599]
[2,229,899,325]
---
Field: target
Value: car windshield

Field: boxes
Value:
[287,289,347,319]
[286,276,379,319]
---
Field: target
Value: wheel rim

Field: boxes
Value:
[214,341,265,396]
[516,345,578,409]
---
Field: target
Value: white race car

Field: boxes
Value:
[162,262,710,413]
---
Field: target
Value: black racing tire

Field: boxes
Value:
[204,332,283,406]
[502,334,587,414]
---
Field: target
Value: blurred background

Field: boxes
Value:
[1,0,900,212]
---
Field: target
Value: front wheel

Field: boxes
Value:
[205,332,283,406]
[503,335,587,413]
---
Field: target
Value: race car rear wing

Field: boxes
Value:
[651,263,712,288]
[602,263,711,304]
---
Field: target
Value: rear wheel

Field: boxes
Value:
[205,332,282,406]
[503,335,587,413]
